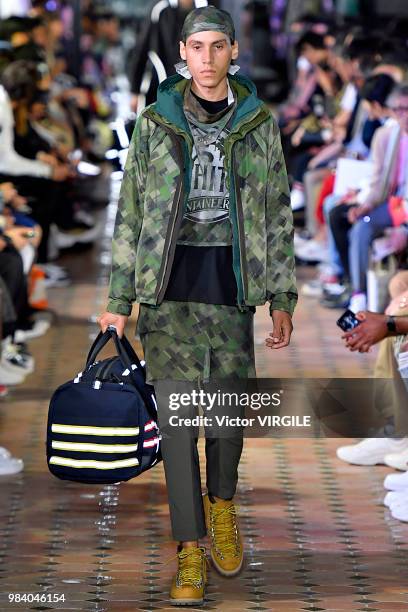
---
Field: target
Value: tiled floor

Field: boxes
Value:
[1,217,407,611]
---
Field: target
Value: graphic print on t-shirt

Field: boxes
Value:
[185,140,229,224]
[177,117,234,246]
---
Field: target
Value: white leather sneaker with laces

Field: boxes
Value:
[336,438,408,466]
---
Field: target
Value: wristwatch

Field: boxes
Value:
[386,315,397,334]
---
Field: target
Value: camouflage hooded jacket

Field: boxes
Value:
[107,73,298,317]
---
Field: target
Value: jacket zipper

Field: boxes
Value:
[226,107,270,307]
[146,117,187,304]
[232,148,248,303]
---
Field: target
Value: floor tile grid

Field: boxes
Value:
[0,281,80,611]
[313,439,408,611]
[360,461,408,607]
[311,439,380,612]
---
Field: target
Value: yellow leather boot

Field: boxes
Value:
[203,493,243,576]
[169,545,207,606]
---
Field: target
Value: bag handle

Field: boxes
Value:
[86,326,145,381]
[86,326,159,426]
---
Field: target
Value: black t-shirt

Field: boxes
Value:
[192,90,228,114]
[164,92,238,306]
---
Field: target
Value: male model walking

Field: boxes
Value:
[99,5,297,606]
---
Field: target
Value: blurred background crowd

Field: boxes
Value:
[1,0,408,517]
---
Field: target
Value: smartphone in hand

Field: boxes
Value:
[336,309,361,332]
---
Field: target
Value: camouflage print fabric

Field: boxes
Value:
[107,73,298,318]
[137,301,255,383]
[181,6,235,43]
[183,77,235,124]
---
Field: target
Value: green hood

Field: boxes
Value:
[151,73,265,134]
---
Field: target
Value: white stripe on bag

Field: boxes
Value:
[143,437,160,448]
[49,456,139,469]
[51,424,139,436]
[51,441,138,453]
[144,420,156,431]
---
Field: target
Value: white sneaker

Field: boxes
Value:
[323,282,348,296]
[301,279,323,297]
[301,269,340,298]
[15,319,50,342]
[384,489,408,508]
[44,276,71,288]
[336,437,408,466]
[384,448,408,471]
[291,188,305,211]
[389,493,408,522]
[37,263,68,278]
[54,221,102,248]
[0,364,26,386]
[0,447,11,459]
[73,208,96,226]
[391,504,408,522]
[0,456,24,476]
[1,343,34,374]
[348,292,367,313]
[295,239,329,263]
[294,232,311,247]
[384,470,408,491]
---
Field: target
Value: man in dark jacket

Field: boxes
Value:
[130,0,221,112]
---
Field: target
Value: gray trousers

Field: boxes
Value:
[349,201,393,293]
[154,380,244,542]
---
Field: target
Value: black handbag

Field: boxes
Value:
[46,326,161,484]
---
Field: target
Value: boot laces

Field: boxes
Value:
[210,505,240,559]
[166,546,207,588]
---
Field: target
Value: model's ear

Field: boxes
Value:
[179,41,187,60]
[231,40,239,61]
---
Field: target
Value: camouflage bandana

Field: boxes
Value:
[176,6,239,78]
[181,6,235,44]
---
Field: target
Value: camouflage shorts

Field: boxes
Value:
[136,301,256,382]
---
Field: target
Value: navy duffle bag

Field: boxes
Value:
[46,325,161,484]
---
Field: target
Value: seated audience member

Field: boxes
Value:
[1,60,99,262]
[0,225,41,379]
[328,83,408,313]
[338,271,408,523]
[296,73,397,282]
[0,60,69,261]
[0,15,46,63]
[288,36,366,211]
[280,32,329,137]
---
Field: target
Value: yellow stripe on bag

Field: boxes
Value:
[51,424,139,436]
[49,456,139,469]
[51,441,138,453]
